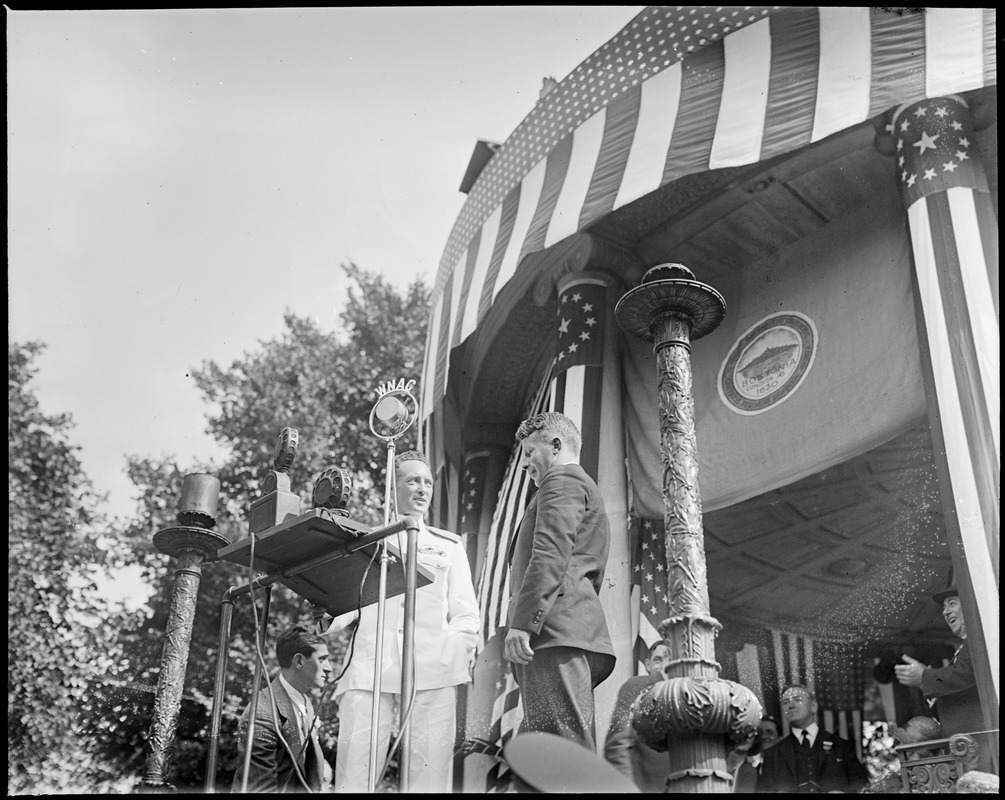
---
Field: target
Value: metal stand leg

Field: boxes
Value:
[239,585,273,794]
[205,590,236,793]
[367,440,399,792]
[398,522,418,793]
[367,545,390,793]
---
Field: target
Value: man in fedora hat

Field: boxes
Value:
[894,578,983,738]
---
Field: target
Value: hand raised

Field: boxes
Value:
[894,654,925,687]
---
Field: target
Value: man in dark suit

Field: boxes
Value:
[232,625,332,793]
[504,412,616,751]
[759,684,867,793]
[895,585,983,737]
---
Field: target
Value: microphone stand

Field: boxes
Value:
[399,513,418,793]
[366,385,420,793]
[366,440,394,793]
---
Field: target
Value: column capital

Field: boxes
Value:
[884,95,988,208]
[556,269,622,296]
[529,232,643,307]
[891,94,968,130]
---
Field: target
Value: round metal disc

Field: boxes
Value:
[153,525,231,559]
[503,732,641,793]
[615,278,726,342]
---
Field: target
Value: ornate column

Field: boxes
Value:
[616,264,761,793]
[142,474,228,791]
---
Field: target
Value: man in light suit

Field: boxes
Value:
[316,450,479,793]
[759,684,867,794]
[232,625,332,793]
[504,412,616,752]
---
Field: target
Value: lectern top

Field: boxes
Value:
[216,509,433,616]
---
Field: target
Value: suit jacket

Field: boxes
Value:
[507,463,615,682]
[732,759,761,793]
[759,729,867,794]
[921,638,983,737]
[232,677,326,793]
[603,673,667,792]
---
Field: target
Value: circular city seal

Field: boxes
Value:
[718,312,817,415]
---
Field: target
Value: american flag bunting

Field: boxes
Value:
[631,517,672,669]
[894,94,999,712]
[547,280,607,481]
[420,7,996,426]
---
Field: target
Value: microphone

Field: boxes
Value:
[369,379,418,441]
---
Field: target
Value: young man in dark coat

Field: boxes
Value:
[232,626,332,793]
[504,412,616,752]
[759,684,867,794]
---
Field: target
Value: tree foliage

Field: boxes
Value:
[8,341,129,793]
[194,260,430,521]
[90,263,431,789]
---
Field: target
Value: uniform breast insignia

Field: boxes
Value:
[419,544,448,559]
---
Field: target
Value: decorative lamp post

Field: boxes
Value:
[616,264,761,793]
[142,473,229,791]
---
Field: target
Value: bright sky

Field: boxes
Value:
[8,7,645,526]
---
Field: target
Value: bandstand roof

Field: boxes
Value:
[418,7,997,648]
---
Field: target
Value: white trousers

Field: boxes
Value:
[335,687,457,793]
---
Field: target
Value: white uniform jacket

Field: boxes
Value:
[321,522,480,697]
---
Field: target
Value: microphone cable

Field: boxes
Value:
[242,531,314,793]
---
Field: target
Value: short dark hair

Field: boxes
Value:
[395,450,430,471]
[515,412,582,455]
[647,640,670,659]
[275,625,326,669]
[780,683,816,702]
[746,729,765,758]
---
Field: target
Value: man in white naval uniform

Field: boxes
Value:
[317,450,479,793]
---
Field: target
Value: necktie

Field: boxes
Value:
[801,730,812,751]
[303,699,315,741]
[302,699,321,792]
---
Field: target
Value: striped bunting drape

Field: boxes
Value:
[476,370,553,648]
[471,373,551,792]
[543,280,607,479]
[475,278,611,646]
[631,517,671,671]
[419,6,996,425]
[473,290,619,785]
[893,94,1000,710]
[483,666,522,792]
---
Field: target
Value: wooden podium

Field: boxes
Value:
[216,509,433,615]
